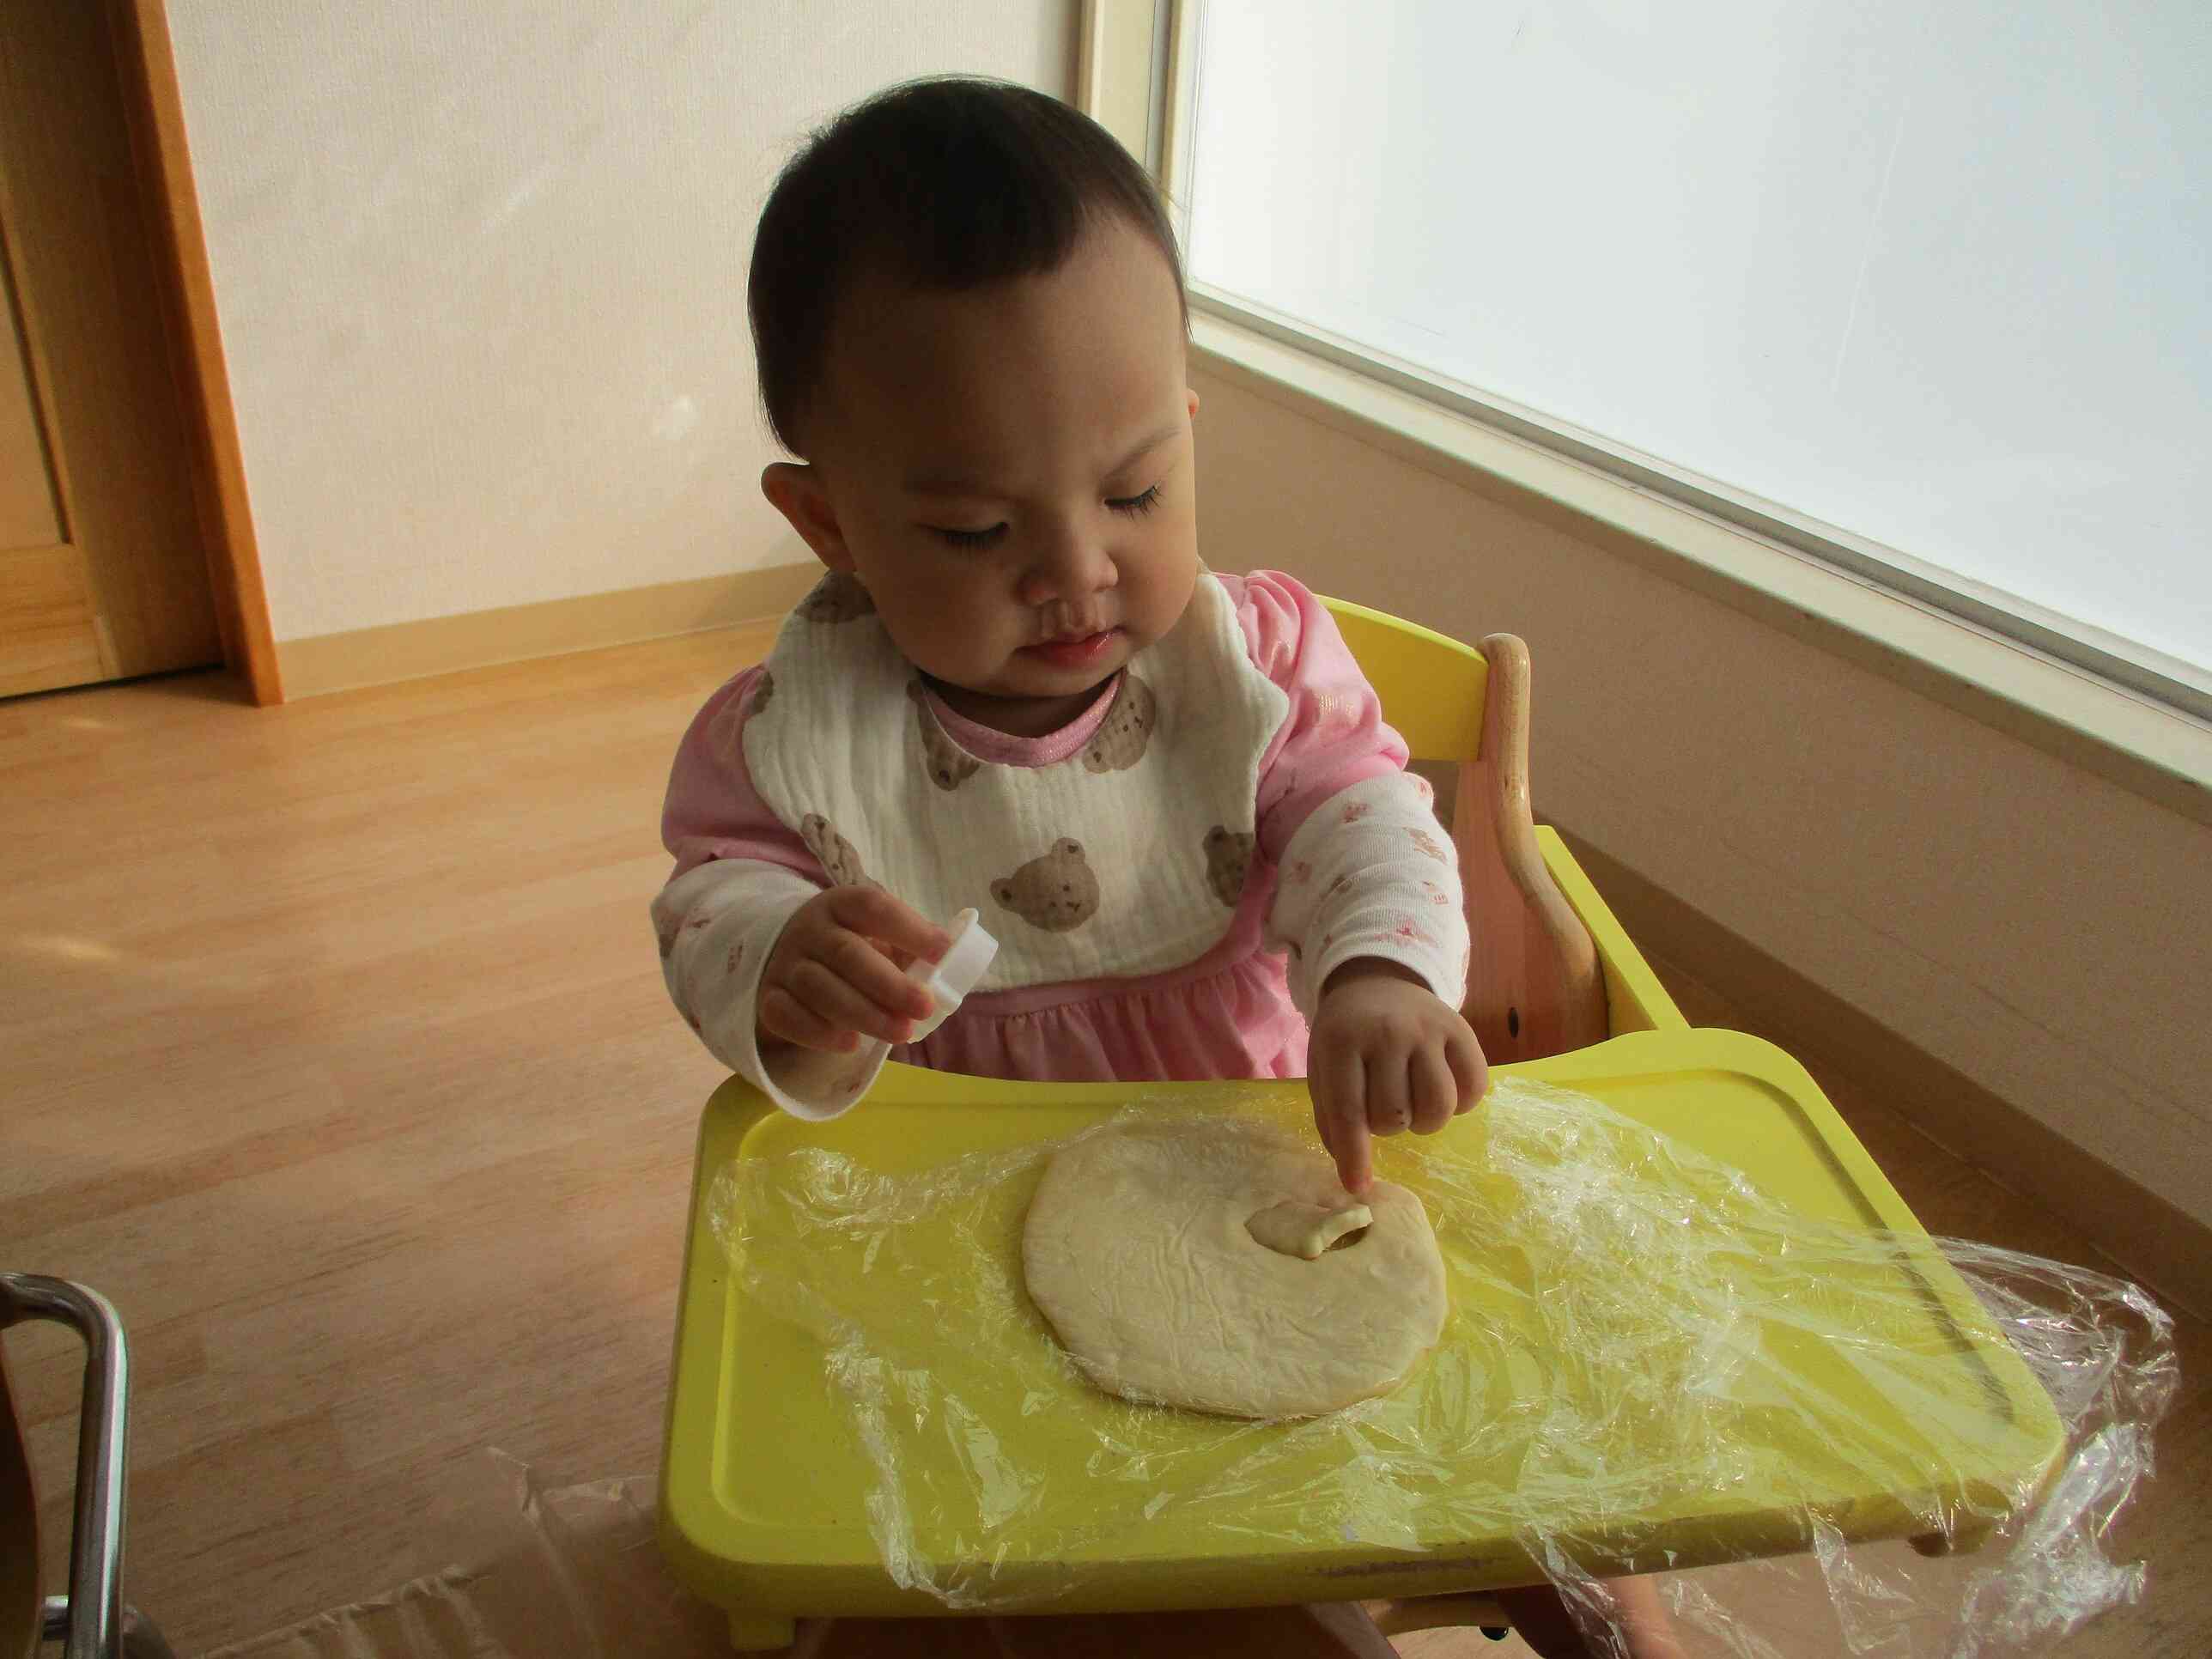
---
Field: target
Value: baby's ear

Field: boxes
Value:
[761,461,854,571]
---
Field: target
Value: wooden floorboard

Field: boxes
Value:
[3,633,2203,1656]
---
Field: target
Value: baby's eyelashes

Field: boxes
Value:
[926,521,1008,550]
[921,485,1164,550]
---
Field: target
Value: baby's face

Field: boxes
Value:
[798,218,1200,725]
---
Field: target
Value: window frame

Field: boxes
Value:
[1078,0,2212,802]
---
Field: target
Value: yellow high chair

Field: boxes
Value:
[658,600,2062,1650]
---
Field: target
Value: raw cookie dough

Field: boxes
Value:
[1246,1199,1372,1259]
[1021,1121,1448,1418]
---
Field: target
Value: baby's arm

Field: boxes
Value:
[653,855,812,1070]
[1268,775,1471,1016]
[1237,572,1485,1190]
[655,668,942,1118]
[1267,776,1481,1191]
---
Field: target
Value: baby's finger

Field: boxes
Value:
[1365,1049,1413,1139]
[1409,1046,1457,1135]
[1331,1112,1373,1198]
[788,960,913,1047]
[1446,1025,1488,1115]
[827,885,952,966]
[1312,1045,1371,1195]
[760,984,860,1054]
[823,927,935,1021]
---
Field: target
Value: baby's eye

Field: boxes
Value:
[927,522,1008,550]
[1107,484,1163,517]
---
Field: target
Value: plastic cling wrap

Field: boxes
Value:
[705,1078,2176,1653]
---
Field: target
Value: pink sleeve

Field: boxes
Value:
[660,666,822,882]
[1231,570,1409,864]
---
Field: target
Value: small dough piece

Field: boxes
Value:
[1247,1200,1372,1260]
[1022,1122,1447,1418]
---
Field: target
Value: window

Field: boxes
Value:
[1176,0,2212,711]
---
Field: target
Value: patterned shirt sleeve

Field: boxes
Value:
[1231,570,1470,1015]
[1266,774,1470,1018]
[653,665,882,1116]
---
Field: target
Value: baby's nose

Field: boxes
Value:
[1020,526,1118,605]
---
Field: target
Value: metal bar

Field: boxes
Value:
[2,1273,130,1659]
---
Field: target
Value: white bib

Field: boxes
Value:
[743,572,1289,992]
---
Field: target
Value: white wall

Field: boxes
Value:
[167,0,1076,644]
[1193,362,2212,1231]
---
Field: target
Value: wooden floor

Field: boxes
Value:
[2,633,2205,1657]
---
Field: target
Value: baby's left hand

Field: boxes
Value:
[1308,959,1487,1195]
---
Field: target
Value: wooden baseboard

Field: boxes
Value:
[1555,827,2212,1323]
[274,565,817,698]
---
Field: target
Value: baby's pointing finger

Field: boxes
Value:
[1314,1048,1372,1195]
[1333,1112,1374,1199]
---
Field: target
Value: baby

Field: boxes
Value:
[656,77,1484,1194]
[654,76,1680,1659]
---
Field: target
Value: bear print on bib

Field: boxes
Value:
[1081,674,1158,773]
[991,838,1100,933]
[908,681,982,793]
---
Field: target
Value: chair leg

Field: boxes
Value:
[39,1597,177,1659]
[121,1603,179,1659]
[1370,1592,1511,1637]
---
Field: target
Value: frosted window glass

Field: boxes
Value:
[1187,0,2212,678]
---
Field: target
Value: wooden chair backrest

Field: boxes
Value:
[1322,598,1609,1063]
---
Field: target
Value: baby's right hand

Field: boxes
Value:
[757,887,951,1054]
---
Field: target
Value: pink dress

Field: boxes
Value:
[657,570,1463,1097]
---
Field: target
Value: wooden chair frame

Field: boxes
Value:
[1320,599,1613,1063]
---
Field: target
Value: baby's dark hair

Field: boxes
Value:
[748,76,1187,453]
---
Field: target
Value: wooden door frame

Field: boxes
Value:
[106,0,283,704]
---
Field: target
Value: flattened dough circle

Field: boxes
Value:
[1021,1122,1448,1418]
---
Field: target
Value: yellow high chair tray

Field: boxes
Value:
[659,1029,2064,1645]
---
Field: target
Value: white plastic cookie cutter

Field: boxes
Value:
[905,907,998,1041]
